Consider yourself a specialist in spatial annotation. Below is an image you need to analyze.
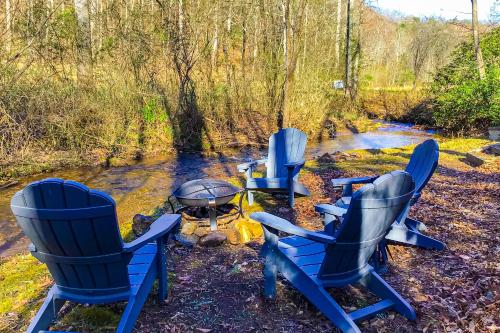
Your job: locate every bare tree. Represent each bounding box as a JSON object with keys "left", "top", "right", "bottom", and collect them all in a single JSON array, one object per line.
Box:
[
  {"left": 335, "top": 0, "right": 342, "bottom": 70},
  {"left": 5, "top": 0, "right": 12, "bottom": 53},
  {"left": 74, "top": 0, "right": 93, "bottom": 84},
  {"left": 277, "top": 0, "right": 290, "bottom": 129},
  {"left": 472, "top": 0, "right": 486, "bottom": 79},
  {"left": 409, "top": 20, "right": 443, "bottom": 89},
  {"left": 344, "top": 0, "right": 351, "bottom": 96}
]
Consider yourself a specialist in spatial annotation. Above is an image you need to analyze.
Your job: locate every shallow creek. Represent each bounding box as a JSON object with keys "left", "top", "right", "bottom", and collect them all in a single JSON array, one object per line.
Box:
[{"left": 0, "top": 121, "right": 434, "bottom": 257}]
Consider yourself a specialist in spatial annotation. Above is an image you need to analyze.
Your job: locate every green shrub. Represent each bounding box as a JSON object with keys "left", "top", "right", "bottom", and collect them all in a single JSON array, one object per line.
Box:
[{"left": 429, "top": 27, "right": 499, "bottom": 135}]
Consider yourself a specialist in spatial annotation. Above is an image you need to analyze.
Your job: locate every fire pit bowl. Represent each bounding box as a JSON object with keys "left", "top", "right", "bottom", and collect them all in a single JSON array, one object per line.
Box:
[
  {"left": 171, "top": 178, "right": 242, "bottom": 207},
  {"left": 168, "top": 178, "right": 244, "bottom": 231}
]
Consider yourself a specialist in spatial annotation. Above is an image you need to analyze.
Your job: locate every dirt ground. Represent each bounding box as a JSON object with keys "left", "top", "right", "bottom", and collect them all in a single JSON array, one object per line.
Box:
[{"left": 130, "top": 155, "right": 499, "bottom": 333}]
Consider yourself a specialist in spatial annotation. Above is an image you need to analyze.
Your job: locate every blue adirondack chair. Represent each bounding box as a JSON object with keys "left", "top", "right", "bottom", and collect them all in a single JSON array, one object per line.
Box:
[
  {"left": 10, "top": 178, "right": 181, "bottom": 333},
  {"left": 315, "top": 139, "right": 444, "bottom": 264},
  {"left": 237, "top": 128, "right": 309, "bottom": 207},
  {"left": 251, "top": 171, "right": 416, "bottom": 333}
]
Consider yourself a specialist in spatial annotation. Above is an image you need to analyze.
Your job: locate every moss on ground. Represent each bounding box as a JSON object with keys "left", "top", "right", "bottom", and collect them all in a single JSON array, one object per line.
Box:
[{"left": 0, "top": 254, "right": 51, "bottom": 332}]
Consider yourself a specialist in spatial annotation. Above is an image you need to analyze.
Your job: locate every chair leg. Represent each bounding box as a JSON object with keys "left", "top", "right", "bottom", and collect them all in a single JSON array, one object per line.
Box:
[
  {"left": 370, "top": 241, "right": 389, "bottom": 274},
  {"left": 288, "top": 180, "right": 295, "bottom": 207},
  {"left": 26, "top": 286, "right": 65, "bottom": 333},
  {"left": 247, "top": 190, "right": 254, "bottom": 205},
  {"left": 323, "top": 213, "right": 337, "bottom": 234},
  {"left": 263, "top": 251, "right": 278, "bottom": 299},
  {"left": 116, "top": 296, "right": 143, "bottom": 333},
  {"left": 385, "top": 224, "right": 445, "bottom": 250},
  {"left": 156, "top": 238, "right": 167, "bottom": 303},
  {"left": 358, "top": 270, "right": 416, "bottom": 321},
  {"left": 117, "top": 255, "right": 159, "bottom": 333},
  {"left": 405, "top": 217, "right": 428, "bottom": 232},
  {"left": 116, "top": 281, "right": 155, "bottom": 333},
  {"left": 272, "top": 254, "right": 360, "bottom": 332},
  {"left": 292, "top": 282, "right": 360, "bottom": 333}
]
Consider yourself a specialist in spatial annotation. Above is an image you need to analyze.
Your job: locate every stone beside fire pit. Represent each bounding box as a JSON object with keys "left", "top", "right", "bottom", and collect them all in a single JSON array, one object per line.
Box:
[{"left": 177, "top": 203, "right": 262, "bottom": 246}]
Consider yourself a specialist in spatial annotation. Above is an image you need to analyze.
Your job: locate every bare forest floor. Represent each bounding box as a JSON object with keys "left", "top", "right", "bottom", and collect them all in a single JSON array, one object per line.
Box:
[
  {"left": 1, "top": 138, "right": 498, "bottom": 333},
  {"left": 132, "top": 141, "right": 499, "bottom": 333}
]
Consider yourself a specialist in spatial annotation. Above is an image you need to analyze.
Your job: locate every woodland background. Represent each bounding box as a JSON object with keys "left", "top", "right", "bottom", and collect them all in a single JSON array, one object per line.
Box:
[{"left": 1, "top": 0, "right": 499, "bottom": 177}]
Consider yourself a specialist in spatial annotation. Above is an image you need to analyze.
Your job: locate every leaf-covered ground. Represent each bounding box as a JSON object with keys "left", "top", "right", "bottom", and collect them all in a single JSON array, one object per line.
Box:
[{"left": 1, "top": 138, "right": 498, "bottom": 332}]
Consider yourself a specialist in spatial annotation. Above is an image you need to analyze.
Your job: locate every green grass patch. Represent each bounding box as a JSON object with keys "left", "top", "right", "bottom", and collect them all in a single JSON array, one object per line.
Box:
[
  {"left": 0, "top": 254, "right": 51, "bottom": 332},
  {"left": 54, "top": 305, "right": 121, "bottom": 333},
  {"left": 307, "top": 137, "right": 493, "bottom": 178}
]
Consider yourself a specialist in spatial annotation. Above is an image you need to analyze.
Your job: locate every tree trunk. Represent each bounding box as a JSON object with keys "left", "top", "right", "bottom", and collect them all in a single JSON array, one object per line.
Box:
[
  {"left": 278, "top": 0, "right": 290, "bottom": 129},
  {"left": 351, "top": 0, "right": 361, "bottom": 99},
  {"left": 74, "top": 0, "right": 93, "bottom": 85},
  {"left": 178, "top": 0, "right": 184, "bottom": 35},
  {"left": 335, "top": 0, "right": 342, "bottom": 71},
  {"left": 211, "top": 6, "right": 218, "bottom": 69},
  {"left": 226, "top": 1, "right": 232, "bottom": 33},
  {"left": 5, "top": 0, "right": 12, "bottom": 53},
  {"left": 252, "top": 17, "right": 258, "bottom": 76},
  {"left": 301, "top": 3, "right": 308, "bottom": 73},
  {"left": 472, "top": 0, "right": 486, "bottom": 80},
  {"left": 344, "top": 0, "right": 351, "bottom": 97},
  {"left": 241, "top": 11, "right": 247, "bottom": 78}
]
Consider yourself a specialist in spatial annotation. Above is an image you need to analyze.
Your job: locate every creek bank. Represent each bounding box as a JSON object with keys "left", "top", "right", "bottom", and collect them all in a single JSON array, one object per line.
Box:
[{"left": 1, "top": 116, "right": 385, "bottom": 183}]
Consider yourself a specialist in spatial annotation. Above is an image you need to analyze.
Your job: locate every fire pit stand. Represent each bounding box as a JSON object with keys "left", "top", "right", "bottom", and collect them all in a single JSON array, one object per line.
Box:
[{"left": 168, "top": 178, "right": 245, "bottom": 231}]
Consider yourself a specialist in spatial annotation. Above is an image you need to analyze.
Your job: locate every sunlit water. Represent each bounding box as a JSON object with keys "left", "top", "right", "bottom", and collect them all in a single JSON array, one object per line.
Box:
[{"left": 0, "top": 121, "right": 433, "bottom": 257}]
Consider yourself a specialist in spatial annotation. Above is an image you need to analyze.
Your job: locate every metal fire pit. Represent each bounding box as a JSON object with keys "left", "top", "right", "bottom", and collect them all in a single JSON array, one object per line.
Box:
[{"left": 168, "top": 178, "right": 244, "bottom": 231}]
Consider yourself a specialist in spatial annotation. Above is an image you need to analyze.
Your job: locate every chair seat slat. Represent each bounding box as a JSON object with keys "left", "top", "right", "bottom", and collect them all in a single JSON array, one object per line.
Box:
[
  {"left": 129, "top": 274, "right": 147, "bottom": 286},
  {"left": 279, "top": 236, "right": 317, "bottom": 248},
  {"left": 129, "top": 253, "right": 156, "bottom": 265},
  {"left": 128, "top": 264, "right": 150, "bottom": 275},
  {"left": 278, "top": 242, "right": 325, "bottom": 257}
]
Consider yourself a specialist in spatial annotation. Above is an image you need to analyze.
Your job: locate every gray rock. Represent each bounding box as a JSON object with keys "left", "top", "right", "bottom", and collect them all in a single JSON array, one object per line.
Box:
[
  {"left": 465, "top": 152, "right": 485, "bottom": 167},
  {"left": 175, "top": 233, "right": 199, "bottom": 247},
  {"left": 224, "top": 228, "right": 241, "bottom": 245},
  {"left": 316, "top": 153, "right": 335, "bottom": 163},
  {"left": 199, "top": 232, "right": 227, "bottom": 247},
  {"left": 487, "top": 143, "right": 500, "bottom": 156},
  {"left": 194, "top": 226, "right": 212, "bottom": 237},
  {"left": 181, "top": 222, "right": 197, "bottom": 235},
  {"left": 132, "top": 214, "right": 154, "bottom": 236},
  {"left": 488, "top": 126, "right": 500, "bottom": 141}
]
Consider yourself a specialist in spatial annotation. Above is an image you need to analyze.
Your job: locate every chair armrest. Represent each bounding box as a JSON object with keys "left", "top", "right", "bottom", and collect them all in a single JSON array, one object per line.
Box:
[
  {"left": 331, "top": 175, "right": 379, "bottom": 188},
  {"left": 237, "top": 158, "right": 268, "bottom": 172},
  {"left": 250, "top": 212, "right": 336, "bottom": 245},
  {"left": 123, "top": 214, "right": 181, "bottom": 253},
  {"left": 314, "top": 204, "right": 347, "bottom": 217},
  {"left": 284, "top": 159, "right": 305, "bottom": 169}
]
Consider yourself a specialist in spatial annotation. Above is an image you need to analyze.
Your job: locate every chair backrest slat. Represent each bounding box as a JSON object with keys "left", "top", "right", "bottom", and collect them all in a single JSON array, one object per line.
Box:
[
  {"left": 11, "top": 179, "right": 130, "bottom": 294},
  {"left": 267, "top": 128, "right": 307, "bottom": 179},
  {"left": 319, "top": 171, "right": 415, "bottom": 280},
  {"left": 405, "top": 139, "right": 439, "bottom": 196}
]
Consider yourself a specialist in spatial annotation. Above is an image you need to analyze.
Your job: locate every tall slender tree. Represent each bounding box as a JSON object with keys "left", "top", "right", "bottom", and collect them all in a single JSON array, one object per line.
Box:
[
  {"left": 74, "top": 0, "right": 93, "bottom": 84},
  {"left": 471, "top": 0, "right": 486, "bottom": 80},
  {"left": 5, "top": 0, "right": 12, "bottom": 53},
  {"left": 335, "top": 0, "right": 342, "bottom": 70},
  {"left": 344, "top": 0, "right": 351, "bottom": 97}
]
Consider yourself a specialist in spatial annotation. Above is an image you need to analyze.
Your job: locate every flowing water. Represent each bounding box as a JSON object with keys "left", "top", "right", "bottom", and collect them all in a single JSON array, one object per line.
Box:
[{"left": 0, "top": 121, "right": 434, "bottom": 257}]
